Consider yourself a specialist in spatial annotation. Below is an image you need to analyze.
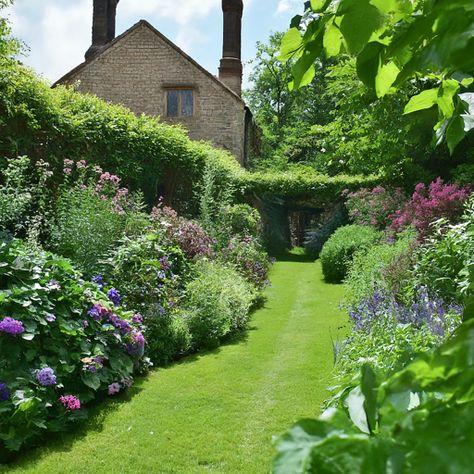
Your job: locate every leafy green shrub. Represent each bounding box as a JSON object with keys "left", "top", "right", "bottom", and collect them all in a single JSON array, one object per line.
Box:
[
  {"left": 180, "top": 261, "right": 255, "bottom": 350},
  {"left": 414, "top": 195, "right": 474, "bottom": 303},
  {"left": 221, "top": 204, "right": 262, "bottom": 240},
  {"left": 222, "top": 235, "right": 271, "bottom": 289},
  {"left": 345, "top": 230, "right": 417, "bottom": 306},
  {"left": 320, "top": 225, "right": 382, "bottom": 283},
  {"left": 105, "top": 232, "right": 190, "bottom": 365},
  {"left": 50, "top": 161, "right": 145, "bottom": 275},
  {"left": 0, "top": 239, "right": 146, "bottom": 457}
]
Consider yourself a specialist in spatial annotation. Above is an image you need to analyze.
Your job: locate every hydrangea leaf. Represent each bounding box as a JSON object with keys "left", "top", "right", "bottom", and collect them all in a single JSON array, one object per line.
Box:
[{"left": 403, "top": 88, "right": 439, "bottom": 115}]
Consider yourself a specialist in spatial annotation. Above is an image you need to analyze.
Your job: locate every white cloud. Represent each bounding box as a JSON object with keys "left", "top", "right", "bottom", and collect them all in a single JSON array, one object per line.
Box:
[
  {"left": 275, "top": 0, "right": 301, "bottom": 16},
  {"left": 120, "top": 0, "right": 220, "bottom": 25}
]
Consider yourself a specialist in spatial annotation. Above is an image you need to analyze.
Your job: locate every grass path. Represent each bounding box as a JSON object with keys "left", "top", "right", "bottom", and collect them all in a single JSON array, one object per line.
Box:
[{"left": 6, "top": 257, "right": 347, "bottom": 474}]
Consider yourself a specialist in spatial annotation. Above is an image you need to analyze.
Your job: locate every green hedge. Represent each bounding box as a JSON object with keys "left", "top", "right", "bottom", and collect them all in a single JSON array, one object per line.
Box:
[{"left": 0, "top": 60, "right": 378, "bottom": 211}]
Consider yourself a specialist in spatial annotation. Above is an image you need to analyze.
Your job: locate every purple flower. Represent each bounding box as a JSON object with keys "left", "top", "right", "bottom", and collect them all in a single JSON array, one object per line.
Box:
[
  {"left": 36, "top": 367, "right": 57, "bottom": 386},
  {"left": 45, "top": 313, "right": 56, "bottom": 323},
  {"left": 81, "top": 356, "right": 105, "bottom": 373},
  {"left": 107, "top": 288, "right": 121, "bottom": 306},
  {"left": 47, "top": 280, "right": 61, "bottom": 291},
  {"left": 0, "top": 383, "right": 9, "bottom": 402},
  {"left": 92, "top": 275, "right": 106, "bottom": 291},
  {"left": 159, "top": 256, "right": 171, "bottom": 271},
  {"left": 59, "top": 395, "right": 81, "bottom": 411},
  {"left": 88, "top": 304, "right": 109, "bottom": 321},
  {"left": 113, "top": 318, "right": 132, "bottom": 335},
  {"left": 126, "top": 331, "right": 146, "bottom": 356},
  {"left": 132, "top": 313, "right": 143, "bottom": 324},
  {"left": 0, "top": 317, "right": 25, "bottom": 336},
  {"left": 108, "top": 382, "right": 121, "bottom": 395}
]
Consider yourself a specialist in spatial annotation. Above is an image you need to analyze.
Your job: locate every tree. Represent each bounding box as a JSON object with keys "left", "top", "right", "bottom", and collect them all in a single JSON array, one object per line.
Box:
[{"left": 280, "top": 0, "right": 474, "bottom": 153}]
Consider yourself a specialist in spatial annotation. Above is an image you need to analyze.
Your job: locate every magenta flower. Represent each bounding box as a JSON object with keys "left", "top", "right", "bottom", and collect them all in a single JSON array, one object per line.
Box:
[{"left": 59, "top": 395, "right": 81, "bottom": 411}]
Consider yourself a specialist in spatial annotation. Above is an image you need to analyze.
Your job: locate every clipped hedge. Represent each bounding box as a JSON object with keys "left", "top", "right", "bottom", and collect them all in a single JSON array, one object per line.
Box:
[
  {"left": 320, "top": 225, "right": 383, "bottom": 283},
  {"left": 0, "top": 61, "right": 379, "bottom": 213}
]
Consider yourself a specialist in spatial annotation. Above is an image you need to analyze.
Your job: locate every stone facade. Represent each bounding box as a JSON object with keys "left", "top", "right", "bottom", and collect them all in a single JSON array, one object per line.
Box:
[{"left": 55, "top": 21, "right": 247, "bottom": 164}]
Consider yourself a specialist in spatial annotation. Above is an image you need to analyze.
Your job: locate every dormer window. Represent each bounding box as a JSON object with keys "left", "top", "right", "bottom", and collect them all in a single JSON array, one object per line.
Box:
[{"left": 166, "top": 88, "right": 194, "bottom": 117}]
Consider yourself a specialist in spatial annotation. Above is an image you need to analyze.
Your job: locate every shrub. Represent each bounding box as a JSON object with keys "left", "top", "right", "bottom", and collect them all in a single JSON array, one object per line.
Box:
[
  {"left": 345, "top": 185, "right": 406, "bottom": 229},
  {"left": 304, "top": 203, "right": 347, "bottom": 256},
  {"left": 50, "top": 161, "right": 145, "bottom": 275},
  {"left": 390, "top": 178, "right": 471, "bottom": 239},
  {"left": 344, "top": 230, "right": 417, "bottom": 306},
  {"left": 320, "top": 225, "right": 382, "bottom": 283},
  {"left": 221, "top": 204, "right": 262, "bottom": 240},
  {"left": 104, "top": 232, "right": 191, "bottom": 365},
  {"left": 0, "top": 239, "right": 146, "bottom": 456},
  {"left": 414, "top": 195, "right": 474, "bottom": 303},
  {"left": 222, "top": 235, "right": 271, "bottom": 289},
  {"left": 151, "top": 202, "right": 215, "bottom": 260},
  {"left": 179, "top": 261, "right": 255, "bottom": 350}
]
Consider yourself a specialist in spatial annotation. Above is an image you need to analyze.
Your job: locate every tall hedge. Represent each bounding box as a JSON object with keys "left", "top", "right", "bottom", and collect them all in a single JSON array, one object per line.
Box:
[{"left": 0, "top": 60, "right": 378, "bottom": 212}]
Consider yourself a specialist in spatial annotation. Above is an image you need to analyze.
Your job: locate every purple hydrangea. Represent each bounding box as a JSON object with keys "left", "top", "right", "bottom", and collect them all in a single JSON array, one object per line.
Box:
[
  {"left": 113, "top": 318, "right": 132, "bottom": 335},
  {"left": 132, "top": 313, "right": 143, "bottom": 324},
  {"left": 45, "top": 313, "right": 56, "bottom": 323},
  {"left": 0, "top": 317, "right": 25, "bottom": 336},
  {"left": 107, "top": 288, "right": 121, "bottom": 306},
  {"left": 92, "top": 275, "right": 106, "bottom": 291},
  {"left": 108, "top": 382, "right": 121, "bottom": 395},
  {"left": 36, "top": 367, "right": 57, "bottom": 386},
  {"left": 0, "top": 383, "right": 9, "bottom": 402},
  {"left": 88, "top": 303, "right": 109, "bottom": 321},
  {"left": 126, "top": 332, "right": 146, "bottom": 356},
  {"left": 81, "top": 356, "right": 105, "bottom": 373},
  {"left": 121, "top": 378, "right": 133, "bottom": 389}
]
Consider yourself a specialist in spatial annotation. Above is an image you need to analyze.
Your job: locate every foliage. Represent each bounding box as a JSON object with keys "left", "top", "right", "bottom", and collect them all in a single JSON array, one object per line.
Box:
[
  {"left": 320, "top": 225, "right": 382, "bottom": 283},
  {"left": 344, "top": 230, "right": 417, "bottom": 306},
  {"left": 345, "top": 186, "right": 406, "bottom": 230},
  {"left": 222, "top": 235, "right": 271, "bottom": 289},
  {"left": 414, "top": 195, "right": 474, "bottom": 303},
  {"left": 104, "top": 232, "right": 190, "bottom": 365},
  {"left": 304, "top": 203, "right": 347, "bottom": 256},
  {"left": 0, "top": 60, "right": 243, "bottom": 212},
  {"left": 239, "top": 165, "right": 380, "bottom": 201},
  {"left": 179, "top": 260, "right": 255, "bottom": 350},
  {"left": 50, "top": 161, "right": 145, "bottom": 275},
  {"left": 273, "top": 300, "right": 474, "bottom": 474},
  {"left": 0, "top": 239, "right": 145, "bottom": 457},
  {"left": 281, "top": 0, "right": 474, "bottom": 152},
  {"left": 151, "top": 201, "right": 215, "bottom": 260},
  {"left": 339, "top": 286, "right": 462, "bottom": 377},
  {"left": 220, "top": 204, "right": 262, "bottom": 241},
  {"left": 390, "top": 178, "right": 471, "bottom": 238}
]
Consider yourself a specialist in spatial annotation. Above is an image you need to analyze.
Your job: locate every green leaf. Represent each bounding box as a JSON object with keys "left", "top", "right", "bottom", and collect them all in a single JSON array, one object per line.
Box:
[
  {"left": 360, "top": 364, "right": 378, "bottom": 433},
  {"left": 21, "top": 333, "right": 35, "bottom": 341},
  {"left": 404, "top": 88, "right": 439, "bottom": 115},
  {"left": 81, "top": 372, "right": 101, "bottom": 391},
  {"left": 310, "top": 0, "right": 331, "bottom": 12},
  {"left": 446, "top": 115, "right": 466, "bottom": 154},
  {"left": 323, "top": 22, "right": 343, "bottom": 57},
  {"left": 345, "top": 386, "right": 370, "bottom": 434},
  {"left": 339, "top": 0, "right": 383, "bottom": 54},
  {"left": 375, "top": 61, "right": 400, "bottom": 97},
  {"left": 357, "top": 42, "right": 384, "bottom": 89},
  {"left": 437, "top": 80, "right": 460, "bottom": 118},
  {"left": 279, "top": 28, "right": 303, "bottom": 62}
]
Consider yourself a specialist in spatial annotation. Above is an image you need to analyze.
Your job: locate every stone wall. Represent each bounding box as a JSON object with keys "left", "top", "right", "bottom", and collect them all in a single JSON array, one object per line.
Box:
[{"left": 59, "top": 21, "right": 246, "bottom": 164}]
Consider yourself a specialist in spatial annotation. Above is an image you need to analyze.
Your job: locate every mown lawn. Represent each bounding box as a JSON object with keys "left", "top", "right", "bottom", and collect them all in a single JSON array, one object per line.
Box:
[{"left": 5, "top": 256, "right": 347, "bottom": 474}]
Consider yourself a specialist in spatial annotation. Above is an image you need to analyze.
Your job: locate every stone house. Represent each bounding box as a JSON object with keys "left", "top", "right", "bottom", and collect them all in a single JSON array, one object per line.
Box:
[{"left": 55, "top": 0, "right": 255, "bottom": 165}]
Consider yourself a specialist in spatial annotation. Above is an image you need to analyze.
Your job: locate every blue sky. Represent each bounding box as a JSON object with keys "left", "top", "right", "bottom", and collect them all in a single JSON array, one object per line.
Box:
[{"left": 5, "top": 0, "right": 303, "bottom": 88}]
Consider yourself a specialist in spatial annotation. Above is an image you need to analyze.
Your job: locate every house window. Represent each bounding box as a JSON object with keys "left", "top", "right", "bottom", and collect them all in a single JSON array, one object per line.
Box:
[{"left": 166, "top": 88, "right": 194, "bottom": 117}]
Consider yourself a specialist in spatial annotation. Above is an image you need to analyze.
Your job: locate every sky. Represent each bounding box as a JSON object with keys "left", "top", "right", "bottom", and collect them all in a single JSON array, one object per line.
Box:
[{"left": 4, "top": 0, "right": 304, "bottom": 88}]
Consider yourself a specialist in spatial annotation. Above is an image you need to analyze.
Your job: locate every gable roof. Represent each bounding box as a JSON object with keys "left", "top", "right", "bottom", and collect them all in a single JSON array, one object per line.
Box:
[{"left": 53, "top": 19, "right": 244, "bottom": 104}]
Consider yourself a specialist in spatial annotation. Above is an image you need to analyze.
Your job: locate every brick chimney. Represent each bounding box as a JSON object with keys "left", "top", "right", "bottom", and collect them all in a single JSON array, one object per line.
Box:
[
  {"left": 85, "top": 0, "right": 120, "bottom": 59},
  {"left": 219, "top": 0, "right": 243, "bottom": 96}
]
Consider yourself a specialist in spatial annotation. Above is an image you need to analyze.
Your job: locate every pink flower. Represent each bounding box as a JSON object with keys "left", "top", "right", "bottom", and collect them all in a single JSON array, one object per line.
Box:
[{"left": 59, "top": 395, "right": 81, "bottom": 411}]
